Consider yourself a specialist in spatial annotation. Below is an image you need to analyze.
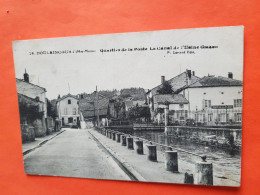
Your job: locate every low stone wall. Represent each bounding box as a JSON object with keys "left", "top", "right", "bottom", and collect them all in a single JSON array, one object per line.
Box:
[
  {"left": 165, "top": 126, "right": 242, "bottom": 148},
  {"left": 46, "top": 117, "right": 55, "bottom": 135},
  {"left": 21, "top": 124, "right": 35, "bottom": 143},
  {"left": 33, "top": 119, "right": 46, "bottom": 137}
]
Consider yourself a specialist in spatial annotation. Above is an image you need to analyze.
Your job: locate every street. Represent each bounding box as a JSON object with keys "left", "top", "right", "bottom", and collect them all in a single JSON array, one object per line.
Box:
[{"left": 24, "top": 128, "right": 130, "bottom": 181}]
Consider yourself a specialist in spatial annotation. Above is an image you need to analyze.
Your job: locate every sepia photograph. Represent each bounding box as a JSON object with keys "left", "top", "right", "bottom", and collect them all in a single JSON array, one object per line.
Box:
[{"left": 13, "top": 26, "right": 243, "bottom": 187}]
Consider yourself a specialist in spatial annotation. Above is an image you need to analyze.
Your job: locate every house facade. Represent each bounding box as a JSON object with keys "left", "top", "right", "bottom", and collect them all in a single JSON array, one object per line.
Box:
[
  {"left": 56, "top": 94, "right": 80, "bottom": 126},
  {"left": 16, "top": 70, "right": 48, "bottom": 137},
  {"left": 79, "top": 93, "right": 110, "bottom": 127},
  {"left": 16, "top": 70, "right": 47, "bottom": 118},
  {"left": 153, "top": 94, "right": 189, "bottom": 125},
  {"left": 147, "top": 70, "right": 199, "bottom": 122},
  {"left": 180, "top": 73, "right": 243, "bottom": 125}
]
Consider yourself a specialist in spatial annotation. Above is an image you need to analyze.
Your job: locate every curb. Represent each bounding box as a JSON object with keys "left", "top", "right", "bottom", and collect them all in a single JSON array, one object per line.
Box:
[
  {"left": 89, "top": 131, "right": 146, "bottom": 182},
  {"left": 23, "top": 130, "right": 66, "bottom": 156}
]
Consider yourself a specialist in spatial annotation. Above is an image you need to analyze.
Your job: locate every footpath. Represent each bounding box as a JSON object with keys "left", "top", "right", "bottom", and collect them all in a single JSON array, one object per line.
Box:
[
  {"left": 89, "top": 129, "right": 240, "bottom": 186},
  {"left": 22, "top": 129, "right": 66, "bottom": 155}
]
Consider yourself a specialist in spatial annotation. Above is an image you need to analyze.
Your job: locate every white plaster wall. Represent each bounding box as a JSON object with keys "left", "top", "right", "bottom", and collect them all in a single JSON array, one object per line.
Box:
[{"left": 184, "top": 86, "right": 243, "bottom": 111}]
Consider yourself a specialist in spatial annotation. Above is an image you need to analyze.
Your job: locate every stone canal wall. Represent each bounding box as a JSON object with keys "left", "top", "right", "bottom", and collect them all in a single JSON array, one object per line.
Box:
[{"left": 165, "top": 126, "right": 242, "bottom": 148}]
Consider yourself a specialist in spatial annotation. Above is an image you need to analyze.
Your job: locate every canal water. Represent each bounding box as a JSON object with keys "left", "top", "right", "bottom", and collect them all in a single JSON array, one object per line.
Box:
[{"left": 132, "top": 130, "right": 241, "bottom": 184}]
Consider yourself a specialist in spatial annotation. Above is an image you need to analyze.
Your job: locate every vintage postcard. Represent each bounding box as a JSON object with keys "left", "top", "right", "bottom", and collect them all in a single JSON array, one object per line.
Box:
[{"left": 13, "top": 26, "right": 243, "bottom": 186}]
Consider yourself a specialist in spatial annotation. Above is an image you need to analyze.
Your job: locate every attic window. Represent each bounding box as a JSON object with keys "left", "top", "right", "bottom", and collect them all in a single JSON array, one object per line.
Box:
[
  {"left": 68, "top": 99, "right": 71, "bottom": 104},
  {"left": 221, "top": 92, "right": 224, "bottom": 94},
  {"left": 203, "top": 92, "right": 206, "bottom": 95}
]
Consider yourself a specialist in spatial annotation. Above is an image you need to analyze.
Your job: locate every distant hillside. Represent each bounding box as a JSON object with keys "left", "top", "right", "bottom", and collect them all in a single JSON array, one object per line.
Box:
[
  {"left": 76, "top": 87, "right": 146, "bottom": 101},
  {"left": 120, "top": 87, "right": 146, "bottom": 101}
]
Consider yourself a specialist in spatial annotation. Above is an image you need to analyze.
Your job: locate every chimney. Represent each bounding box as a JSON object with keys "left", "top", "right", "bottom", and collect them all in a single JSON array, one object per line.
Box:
[
  {"left": 161, "top": 76, "right": 165, "bottom": 84},
  {"left": 186, "top": 69, "right": 191, "bottom": 79},
  {"left": 228, "top": 72, "right": 233, "bottom": 79},
  {"left": 23, "top": 69, "right": 29, "bottom": 83},
  {"left": 192, "top": 71, "right": 195, "bottom": 76}
]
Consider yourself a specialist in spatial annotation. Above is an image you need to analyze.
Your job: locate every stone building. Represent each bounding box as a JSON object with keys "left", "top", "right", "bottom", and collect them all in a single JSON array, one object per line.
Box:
[
  {"left": 16, "top": 70, "right": 48, "bottom": 138},
  {"left": 56, "top": 94, "right": 81, "bottom": 127},
  {"left": 179, "top": 73, "right": 243, "bottom": 125},
  {"left": 79, "top": 93, "right": 110, "bottom": 127},
  {"left": 146, "top": 70, "right": 199, "bottom": 122}
]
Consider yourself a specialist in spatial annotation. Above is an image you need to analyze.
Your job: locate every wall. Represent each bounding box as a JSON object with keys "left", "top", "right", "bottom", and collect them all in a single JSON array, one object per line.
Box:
[
  {"left": 16, "top": 79, "right": 47, "bottom": 118},
  {"left": 184, "top": 86, "right": 243, "bottom": 111},
  {"left": 1, "top": 0, "right": 260, "bottom": 195},
  {"left": 57, "top": 96, "right": 80, "bottom": 125}
]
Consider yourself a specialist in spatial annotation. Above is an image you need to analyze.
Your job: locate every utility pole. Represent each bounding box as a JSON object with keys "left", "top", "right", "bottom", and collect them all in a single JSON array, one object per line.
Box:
[{"left": 96, "top": 85, "right": 100, "bottom": 127}]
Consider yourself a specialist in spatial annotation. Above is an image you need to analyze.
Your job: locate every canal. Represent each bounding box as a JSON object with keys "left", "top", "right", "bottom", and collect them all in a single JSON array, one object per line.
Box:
[{"left": 132, "top": 130, "right": 241, "bottom": 184}]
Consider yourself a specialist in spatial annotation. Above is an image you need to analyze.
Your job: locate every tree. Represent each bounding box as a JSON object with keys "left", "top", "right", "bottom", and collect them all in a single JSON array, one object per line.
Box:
[
  {"left": 157, "top": 81, "right": 174, "bottom": 94},
  {"left": 47, "top": 99, "right": 57, "bottom": 119},
  {"left": 127, "top": 105, "right": 151, "bottom": 122}
]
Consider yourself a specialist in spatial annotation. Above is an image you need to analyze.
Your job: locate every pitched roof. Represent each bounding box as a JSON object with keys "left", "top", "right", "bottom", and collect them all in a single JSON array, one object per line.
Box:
[
  {"left": 79, "top": 96, "right": 109, "bottom": 118},
  {"left": 17, "top": 93, "right": 44, "bottom": 104},
  {"left": 148, "top": 71, "right": 200, "bottom": 95},
  {"left": 56, "top": 94, "right": 79, "bottom": 102},
  {"left": 16, "top": 78, "right": 47, "bottom": 92},
  {"left": 153, "top": 94, "right": 189, "bottom": 104},
  {"left": 188, "top": 76, "right": 243, "bottom": 88}
]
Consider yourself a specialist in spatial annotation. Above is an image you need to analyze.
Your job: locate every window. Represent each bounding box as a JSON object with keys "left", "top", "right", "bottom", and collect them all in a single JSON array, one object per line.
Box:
[
  {"left": 208, "top": 113, "right": 213, "bottom": 122},
  {"left": 64, "top": 108, "right": 68, "bottom": 115},
  {"left": 179, "top": 104, "right": 184, "bottom": 109},
  {"left": 234, "top": 99, "right": 242, "bottom": 107},
  {"left": 68, "top": 99, "right": 71, "bottom": 104},
  {"left": 73, "top": 108, "right": 77, "bottom": 115},
  {"left": 185, "top": 110, "right": 188, "bottom": 118},
  {"left": 203, "top": 100, "right": 211, "bottom": 108},
  {"left": 235, "top": 113, "right": 242, "bottom": 122}
]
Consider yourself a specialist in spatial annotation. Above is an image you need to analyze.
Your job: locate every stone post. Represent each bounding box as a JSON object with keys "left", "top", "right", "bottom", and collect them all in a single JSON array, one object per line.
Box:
[
  {"left": 121, "top": 135, "right": 127, "bottom": 146},
  {"left": 147, "top": 144, "right": 157, "bottom": 161},
  {"left": 135, "top": 140, "right": 144, "bottom": 154},
  {"left": 112, "top": 132, "right": 116, "bottom": 140},
  {"left": 195, "top": 161, "right": 213, "bottom": 185},
  {"left": 116, "top": 133, "right": 121, "bottom": 143},
  {"left": 127, "top": 137, "right": 134, "bottom": 149},
  {"left": 165, "top": 151, "right": 178, "bottom": 172}
]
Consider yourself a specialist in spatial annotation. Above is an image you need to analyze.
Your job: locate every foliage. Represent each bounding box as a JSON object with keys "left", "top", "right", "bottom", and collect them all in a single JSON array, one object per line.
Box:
[
  {"left": 127, "top": 105, "right": 151, "bottom": 121},
  {"left": 114, "top": 98, "right": 126, "bottom": 119},
  {"left": 19, "top": 101, "right": 43, "bottom": 123},
  {"left": 47, "top": 99, "right": 57, "bottom": 119},
  {"left": 157, "top": 81, "right": 174, "bottom": 94}
]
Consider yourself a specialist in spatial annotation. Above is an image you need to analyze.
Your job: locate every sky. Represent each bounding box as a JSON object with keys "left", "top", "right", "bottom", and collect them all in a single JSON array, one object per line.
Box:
[{"left": 13, "top": 26, "right": 244, "bottom": 99}]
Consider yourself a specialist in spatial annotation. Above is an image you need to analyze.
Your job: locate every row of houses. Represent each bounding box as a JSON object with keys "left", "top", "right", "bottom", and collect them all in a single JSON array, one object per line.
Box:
[
  {"left": 56, "top": 92, "right": 148, "bottom": 128},
  {"left": 147, "top": 70, "right": 243, "bottom": 126},
  {"left": 54, "top": 69, "right": 243, "bottom": 128}
]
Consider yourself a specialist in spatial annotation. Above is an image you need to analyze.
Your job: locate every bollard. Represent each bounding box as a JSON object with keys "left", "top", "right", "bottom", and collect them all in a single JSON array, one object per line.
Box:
[
  {"left": 116, "top": 133, "right": 121, "bottom": 143},
  {"left": 135, "top": 140, "right": 144, "bottom": 154},
  {"left": 108, "top": 131, "right": 111, "bottom": 139},
  {"left": 121, "top": 135, "right": 127, "bottom": 146},
  {"left": 146, "top": 144, "right": 157, "bottom": 161},
  {"left": 195, "top": 161, "right": 213, "bottom": 185},
  {"left": 127, "top": 137, "right": 134, "bottom": 149},
  {"left": 165, "top": 150, "right": 178, "bottom": 172},
  {"left": 106, "top": 130, "right": 109, "bottom": 137},
  {"left": 112, "top": 132, "right": 116, "bottom": 141},
  {"left": 184, "top": 172, "right": 194, "bottom": 184}
]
